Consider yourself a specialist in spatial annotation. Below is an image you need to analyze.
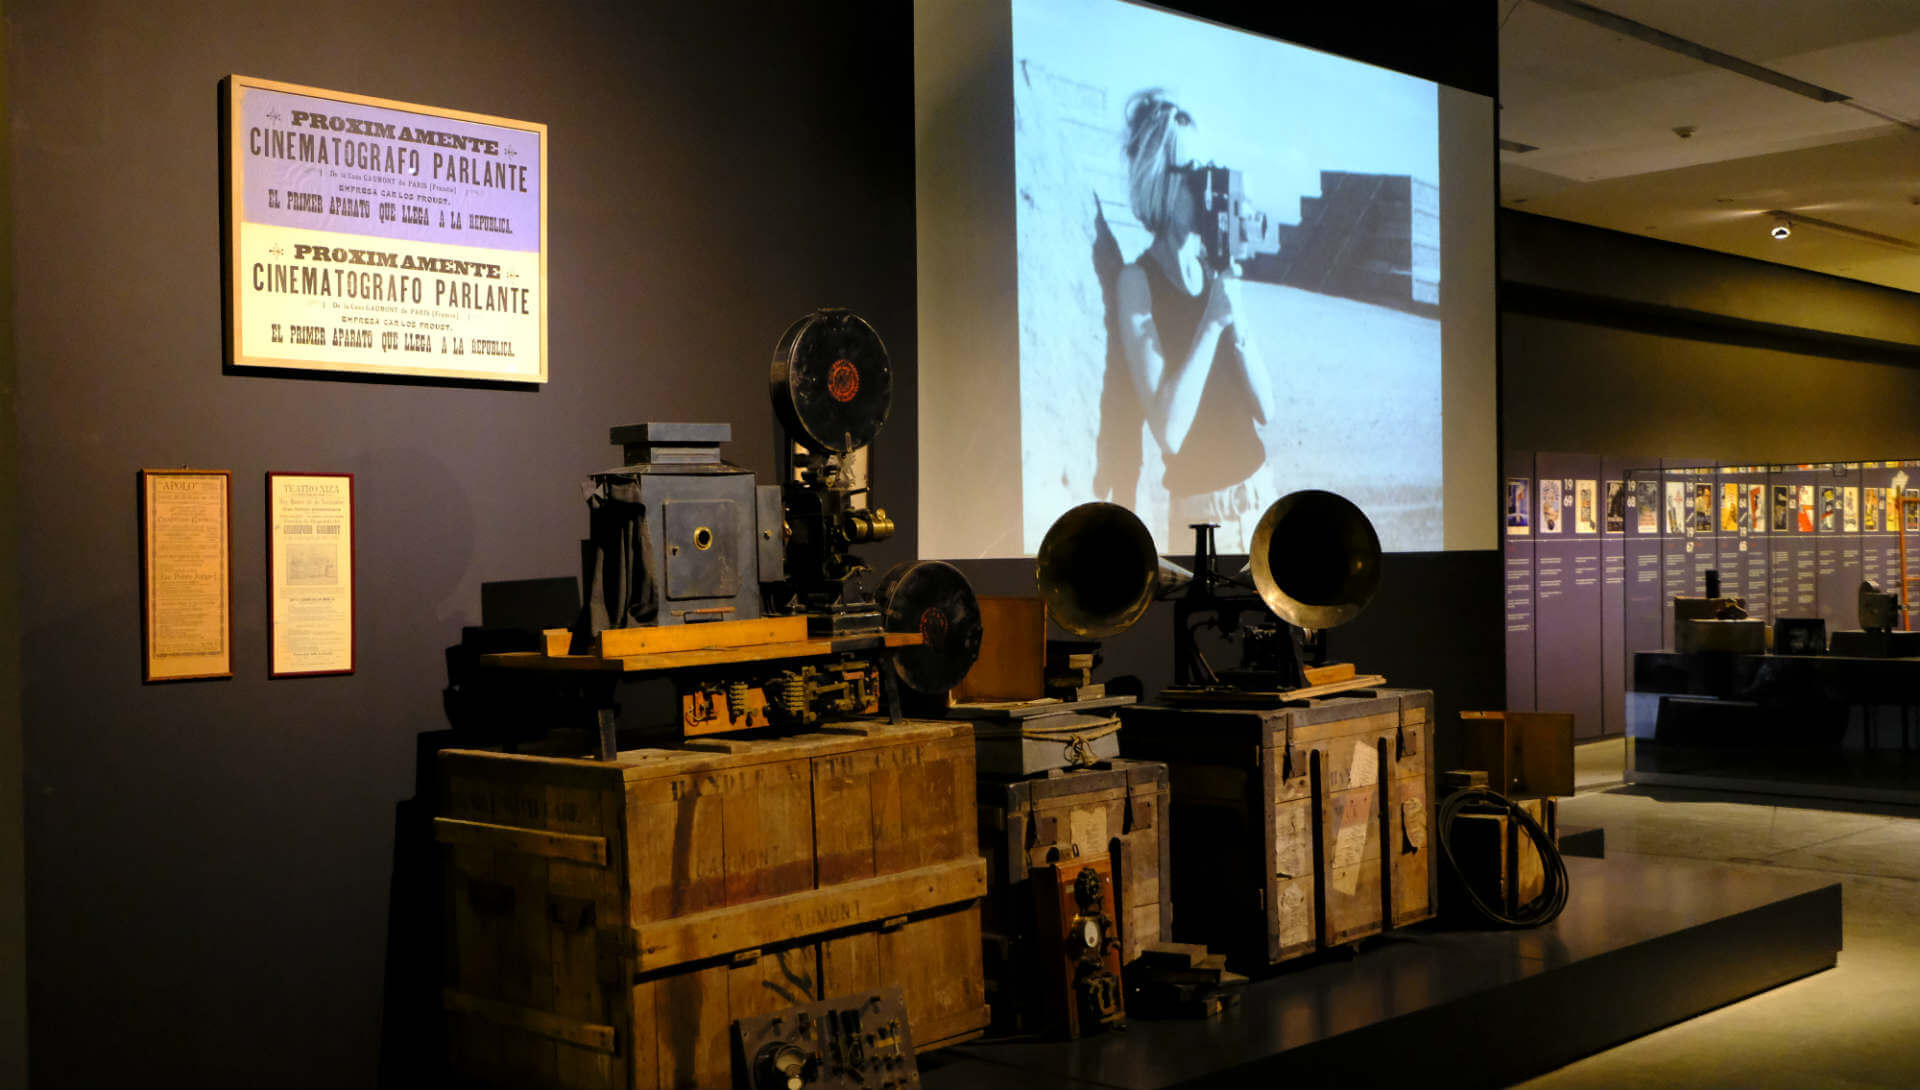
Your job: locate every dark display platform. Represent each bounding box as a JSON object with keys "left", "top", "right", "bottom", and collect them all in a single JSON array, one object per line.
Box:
[
  {"left": 1629, "top": 741, "right": 1920, "bottom": 806},
  {"left": 922, "top": 855, "right": 1839, "bottom": 1089},
  {"left": 1629, "top": 650, "right": 1920, "bottom": 804}
]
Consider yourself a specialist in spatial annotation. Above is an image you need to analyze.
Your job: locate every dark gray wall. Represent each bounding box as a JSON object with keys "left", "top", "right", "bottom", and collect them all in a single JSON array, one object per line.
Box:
[
  {"left": 5, "top": 2, "right": 1498, "bottom": 1086},
  {"left": 1502, "top": 212, "right": 1920, "bottom": 460},
  {"left": 0, "top": 0, "right": 26, "bottom": 1083}
]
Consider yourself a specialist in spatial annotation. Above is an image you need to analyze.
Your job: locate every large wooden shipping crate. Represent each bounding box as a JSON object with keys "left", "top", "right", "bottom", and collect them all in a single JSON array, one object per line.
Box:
[
  {"left": 1119, "top": 690, "right": 1436, "bottom": 969},
  {"left": 975, "top": 760, "right": 1171, "bottom": 1030},
  {"left": 436, "top": 720, "right": 989, "bottom": 1089}
]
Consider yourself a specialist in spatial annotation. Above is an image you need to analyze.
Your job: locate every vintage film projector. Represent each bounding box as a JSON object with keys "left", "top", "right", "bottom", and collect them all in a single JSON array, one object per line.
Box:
[{"left": 534, "top": 308, "right": 981, "bottom": 750}]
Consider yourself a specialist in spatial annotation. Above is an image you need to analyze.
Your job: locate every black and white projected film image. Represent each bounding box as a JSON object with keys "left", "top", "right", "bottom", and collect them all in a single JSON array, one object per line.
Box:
[{"left": 1013, "top": 0, "right": 1441, "bottom": 555}]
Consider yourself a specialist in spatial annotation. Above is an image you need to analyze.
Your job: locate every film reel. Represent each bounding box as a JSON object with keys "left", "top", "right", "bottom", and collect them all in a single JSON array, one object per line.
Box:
[
  {"left": 770, "top": 308, "right": 892, "bottom": 455},
  {"left": 877, "top": 560, "right": 982, "bottom": 694}
]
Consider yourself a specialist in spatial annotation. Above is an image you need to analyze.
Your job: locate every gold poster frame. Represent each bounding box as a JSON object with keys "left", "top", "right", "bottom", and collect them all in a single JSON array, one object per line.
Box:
[
  {"left": 223, "top": 74, "right": 549, "bottom": 383},
  {"left": 140, "top": 469, "right": 234, "bottom": 682}
]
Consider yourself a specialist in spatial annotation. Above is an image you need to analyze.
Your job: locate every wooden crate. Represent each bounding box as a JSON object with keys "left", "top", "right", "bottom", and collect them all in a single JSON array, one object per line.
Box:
[
  {"left": 951, "top": 596, "right": 1046, "bottom": 704},
  {"left": 435, "top": 720, "right": 988, "bottom": 1089},
  {"left": 1445, "top": 795, "right": 1557, "bottom": 920},
  {"left": 1118, "top": 690, "right": 1436, "bottom": 969},
  {"left": 976, "top": 760, "right": 1170, "bottom": 1032}
]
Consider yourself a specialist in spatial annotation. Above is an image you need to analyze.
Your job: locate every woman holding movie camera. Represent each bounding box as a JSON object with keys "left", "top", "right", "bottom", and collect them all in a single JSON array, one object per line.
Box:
[{"left": 1114, "top": 89, "right": 1276, "bottom": 551}]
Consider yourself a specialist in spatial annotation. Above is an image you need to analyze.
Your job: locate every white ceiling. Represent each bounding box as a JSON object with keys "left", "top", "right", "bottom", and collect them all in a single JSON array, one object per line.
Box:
[{"left": 1497, "top": 0, "right": 1920, "bottom": 294}]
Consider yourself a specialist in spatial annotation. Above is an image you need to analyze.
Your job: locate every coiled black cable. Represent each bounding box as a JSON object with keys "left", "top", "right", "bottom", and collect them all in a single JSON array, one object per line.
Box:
[{"left": 1436, "top": 787, "right": 1570, "bottom": 928}]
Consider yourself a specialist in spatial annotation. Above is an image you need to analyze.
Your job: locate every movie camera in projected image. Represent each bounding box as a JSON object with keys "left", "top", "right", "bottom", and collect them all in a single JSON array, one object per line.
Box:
[
  {"left": 1187, "top": 165, "right": 1281, "bottom": 271},
  {"left": 573, "top": 307, "right": 981, "bottom": 737},
  {"left": 1037, "top": 490, "right": 1383, "bottom": 700}
]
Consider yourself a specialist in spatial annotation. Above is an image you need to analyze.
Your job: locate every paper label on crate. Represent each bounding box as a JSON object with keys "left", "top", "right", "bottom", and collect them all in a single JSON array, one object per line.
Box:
[
  {"left": 1273, "top": 800, "right": 1311, "bottom": 877},
  {"left": 1330, "top": 788, "right": 1375, "bottom": 894},
  {"left": 1070, "top": 808, "right": 1109, "bottom": 857},
  {"left": 1402, "top": 797, "right": 1427, "bottom": 850},
  {"left": 1279, "top": 883, "right": 1312, "bottom": 948},
  {"left": 1349, "top": 741, "right": 1379, "bottom": 788}
]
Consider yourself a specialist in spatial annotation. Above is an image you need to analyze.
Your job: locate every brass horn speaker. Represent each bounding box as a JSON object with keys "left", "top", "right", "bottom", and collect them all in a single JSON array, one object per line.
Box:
[
  {"left": 1248, "top": 489, "right": 1381, "bottom": 631},
  {"left": 1036, "top": 502, "right": 1192, "bottom": 639}
]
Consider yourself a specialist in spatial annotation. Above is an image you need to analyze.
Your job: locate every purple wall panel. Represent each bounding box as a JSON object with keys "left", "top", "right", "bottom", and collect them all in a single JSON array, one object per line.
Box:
[
  {"left": 1813, "top": 467, "right": 1861, "bottom": 629},
  {"left": 1504, "top": 452, "right": 1537, "bottom": 713},
  {"left": 1861, "top": 465, "right": 1895, "bottom": 602},
  {"left": 1623, "top": 466, "right": 1665, "bottom": 658},
  {"left": 1776, "top": 468, "right": 1822, "bottom": 620},
  {"left": 1601, "top": 456, "right": 1650, "bottom": 738},
  {"left": 1535, "top": 452, "right": 1604, "bottom": 738},
  {"left": 1738, "top": 469, "right": 1771, "bottom": 623},
  {"left": 1662, "top": 460, "right": 1714, "bottom": 644}
]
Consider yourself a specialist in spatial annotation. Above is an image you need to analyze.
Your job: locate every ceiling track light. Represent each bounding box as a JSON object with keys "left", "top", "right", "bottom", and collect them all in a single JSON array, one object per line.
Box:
[{"left": 1771, "top": 214, "right": 1792, "bottom": 241}]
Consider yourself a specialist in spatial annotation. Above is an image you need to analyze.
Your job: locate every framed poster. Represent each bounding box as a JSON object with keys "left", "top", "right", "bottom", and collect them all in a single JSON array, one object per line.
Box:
[
  {"left": 141, "top": 469, "right": 233, "bottom": 681},
  {"left": 225, "top": 75, "right": 547, "bottom": 382},
  {"left": 1505, "top": 477, "right": 1530, "bottom": 535},
  {"left": 1574, "top": 479, "right": 1597, "bottom": 534},
  {"left": 268, "top": 473, "right": 356, "bottom": 677}
]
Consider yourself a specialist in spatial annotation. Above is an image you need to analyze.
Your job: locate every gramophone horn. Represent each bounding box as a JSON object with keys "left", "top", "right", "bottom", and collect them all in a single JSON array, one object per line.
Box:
[
  {"left": 1249, "top": 490, "right": 1381, "bottom": 631},
  {"left": 1036, "top": 502, "right": 1191, "bottom": 639}
]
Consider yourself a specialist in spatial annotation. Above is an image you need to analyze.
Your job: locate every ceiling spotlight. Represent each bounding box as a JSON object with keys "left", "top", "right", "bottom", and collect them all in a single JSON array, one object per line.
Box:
[{"left": 1771, "top": 215, "right": 1792, "bottom": 241}]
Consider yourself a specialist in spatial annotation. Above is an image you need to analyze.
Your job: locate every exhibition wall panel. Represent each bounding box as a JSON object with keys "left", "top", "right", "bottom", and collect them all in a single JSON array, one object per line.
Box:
[
  {"left": 1503, "top": 450, "right": 1535, "bottom": 713},
  {"left": 1509, "top": 453, "right": 1920, "bottom": 745},
  {"left": 1533, "top": 451, "right": 1603, "bottom": 740}
]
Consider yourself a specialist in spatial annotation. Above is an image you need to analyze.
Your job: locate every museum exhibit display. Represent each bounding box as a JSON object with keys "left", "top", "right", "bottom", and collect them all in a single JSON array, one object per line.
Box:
[
  {"left": 432, "top": 308, "right": 1001, "bottom": 1087},
  {"left": 1616, "top": 459, "right": 1920, "bottom": 804},
  {"left": 452, "top": 308, "right": 984, "bottom": 759},
  {"left": 1511, "top": 454, "right": 1920, "bottom": 803},
  {"left": 1023, "top": 484, "right": 1444, "bottom": 969},
  {"left": 23, "top": 1, "right": 1901, "bottom": 1087}
]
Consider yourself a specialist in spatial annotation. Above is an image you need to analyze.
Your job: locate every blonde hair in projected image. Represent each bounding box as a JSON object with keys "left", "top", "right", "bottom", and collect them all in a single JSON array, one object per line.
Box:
[{"left": 1124, "top": 89, "right": 1193, "bottom": 235}]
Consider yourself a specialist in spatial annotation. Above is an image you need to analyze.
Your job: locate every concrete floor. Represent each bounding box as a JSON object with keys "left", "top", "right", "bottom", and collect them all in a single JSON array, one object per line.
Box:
[{"left": 1511, "top": 738, "right": 1920, "bottom": 1089}]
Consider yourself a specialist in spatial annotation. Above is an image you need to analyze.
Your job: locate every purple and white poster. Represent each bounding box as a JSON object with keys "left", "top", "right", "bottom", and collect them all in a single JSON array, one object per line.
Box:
[{"left": 225, "top": 76, "right": 546, "bottom": 381}]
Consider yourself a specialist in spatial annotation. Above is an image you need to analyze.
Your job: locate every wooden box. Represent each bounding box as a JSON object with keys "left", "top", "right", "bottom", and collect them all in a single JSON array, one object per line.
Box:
[
  {"left": 1445, "top": 795, "right": 1557, "bottom": 920},
  {"left": 976, "top": 760, "right": 1170, "bottom": 1031},
  {"left": 436, "top": 720, "right": 988, "bottom": 1089},
  {"left": 1458, "top": 711, "right": 1576, "bottom": 798},
  {"left": 952, "top": 596, "right": 1046, "bottom": 703},
  {"left": 1118, "top": 690, "right": 1436, "bottom": 969}
]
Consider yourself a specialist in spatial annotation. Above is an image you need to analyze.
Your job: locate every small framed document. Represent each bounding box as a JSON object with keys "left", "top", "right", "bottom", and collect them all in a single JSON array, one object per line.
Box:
[
  {"left": 141, "top": 469, "right": 234, "bottom": 682},
  {"left": 267, "top": 472, "right": 356, "bottom": 677}
]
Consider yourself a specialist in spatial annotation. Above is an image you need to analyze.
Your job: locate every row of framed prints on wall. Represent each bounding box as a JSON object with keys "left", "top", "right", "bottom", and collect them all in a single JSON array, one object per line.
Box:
[
  {"left": 1502, "top": 454, "right": 1920, "bottom": 741},
  {"left": 1506, "top": 472, "right": 1920, "bottom": 536},
  {"left": 139, "top": 469, "right": 355, "bottom": 682}
]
